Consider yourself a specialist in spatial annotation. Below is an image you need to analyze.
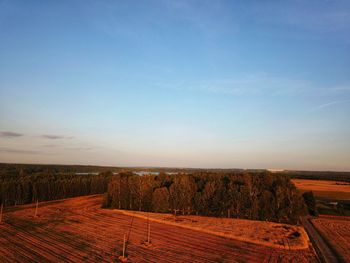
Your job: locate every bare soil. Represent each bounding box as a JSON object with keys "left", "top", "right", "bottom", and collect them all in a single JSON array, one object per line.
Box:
[
  {"left": 118, "top": 210, "right": 309, "bottom": 250},
  {"left": 0, "top": 195, "right": 317, "bottom": 262},
  {"left": 291, "top": 179, "right": 350, "bottom": 200},
  {"left": 312, "top": 215, "right": 350, "bottom": 262}
]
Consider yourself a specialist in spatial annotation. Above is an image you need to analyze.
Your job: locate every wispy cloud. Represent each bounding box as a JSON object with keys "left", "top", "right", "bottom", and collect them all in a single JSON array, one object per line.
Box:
[
  {"left": 285, "top": 7, "right": 350, "bottom": 33},
  {"left": 0, "top": 131, "right": 23, "bottom": 138},
  {"left": 0, "top": 147, "right": 40, "bottom": 154},
  {"left": 156, "top": 73, "right": 350, "bottom": 97},
  {"left": 66, "top": 147, "right": 93, "bottom": 151},
  {"left": 250, "top": 1, "right": 350, "bottom": 35},
  {"left": 0, "top": 132, "right": 75, "bottom": 140},
  {"left": 160, "top": 0, "right": 236, "bottom": 37},
  {"left": 200, "top": 74, "right": 311, "bottom": 96},
  {"left": 42, "top": 144, "right": 59, "bottom": 148},
  {"left": 41, "top": 134, "right": 73, "bottom": 140},
  {"left": 330, "top": 84, "right": 350, "bottom": 92},
  {"left": 88, "top": 0, "right": 236, "bottom": 44},
  {"left": 42, "top": 144, "right": 91, "bottom": 151},
  {"left": 160, "top": 73, "right": 316, "bottom": 96},
  {"left": 312, "top": 99, "right": 350, "bottom": 111}
]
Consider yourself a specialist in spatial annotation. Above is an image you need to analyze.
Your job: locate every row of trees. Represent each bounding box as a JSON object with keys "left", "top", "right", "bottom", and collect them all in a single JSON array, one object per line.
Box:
[
  {"left": 103, "top": 171, "right": 307, "bottom": 224},
  {"left": 0, "top": 163, "right": 120, "bottom": 176},
  {"left": 0, "top": 171, "right": 112, "bottom": 206}
]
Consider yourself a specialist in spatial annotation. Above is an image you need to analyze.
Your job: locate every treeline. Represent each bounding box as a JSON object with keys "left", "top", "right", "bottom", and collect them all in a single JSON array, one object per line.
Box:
[
  {"left": 0, "top": 163, "right": 239, "bottom": 176},
  {"left": 2, "top": 163, "right": 349, "bottom": 182},
  {"left": 103, "top": 171, "right": 307, "bottom": 224},
  {"left": 0, "top": 163, "right": 120, "bottom": 176},
  {"left": 0, "top": 171, "right": 112, "bottom": 206}
]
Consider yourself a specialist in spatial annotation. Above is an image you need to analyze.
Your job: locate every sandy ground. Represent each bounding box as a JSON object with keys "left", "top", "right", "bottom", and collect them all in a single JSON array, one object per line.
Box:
[
  {"left": 312, "top": 215, "right": 350, "bottom": 262},
  {"left": 117, "top": 210, "right": 309, "bottom": 250},
  {"left": 291, "top": 179, "right": 350, "bottom": 200},
  {"left": 0, "top": 195, "right": 317, "bottom": 263}
]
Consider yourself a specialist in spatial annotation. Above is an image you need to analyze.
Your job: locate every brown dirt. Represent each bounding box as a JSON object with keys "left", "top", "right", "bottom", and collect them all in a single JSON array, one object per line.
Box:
[
  {"left": 312, "top": 215, "right": 350, "bottom": 262},
  {"left": 291, "top": 179, "right": 350, "bottom": 200},
  {"left": 118, "top": 210, "right": 309, "bottom": 250},
  {"left": 0, "top": 195, "right": 317, "bottom": 263}
]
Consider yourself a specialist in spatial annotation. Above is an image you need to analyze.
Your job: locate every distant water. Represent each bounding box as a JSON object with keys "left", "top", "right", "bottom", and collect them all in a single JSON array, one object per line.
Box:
[
  {"left": 133, "top": 171, "right": 160, "bottom": 176},
  {"left": 75, "top": 171, "right": 178, "bottom": 176},
  {"left": 75, "top": 172, "right": 99, "bottom": 175}
]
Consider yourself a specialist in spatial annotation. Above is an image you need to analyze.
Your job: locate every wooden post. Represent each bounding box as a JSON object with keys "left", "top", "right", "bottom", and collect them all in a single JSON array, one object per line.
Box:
[
  {"left": 118, "top": 233, "right": 128, "bottom": 261},
  {"left": 228, "top": 209, "right": 230, "bottom": 218},
  {"left": 122, "top": 233, "right": 126, "bottom": 258},
  {"left": 147, "top": 217, "right": 151, "bottom": 244},
  {"left": 0, "top": 203, "right": 3, "bottom": 223},
  {"left": 34, "top": 199, "right": 39, "bottom": 217}
]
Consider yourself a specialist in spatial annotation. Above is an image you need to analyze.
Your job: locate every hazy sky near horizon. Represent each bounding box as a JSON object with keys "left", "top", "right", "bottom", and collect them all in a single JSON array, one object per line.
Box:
[{"left": 1, "top": 0, "right": 350, "bottom": 171}]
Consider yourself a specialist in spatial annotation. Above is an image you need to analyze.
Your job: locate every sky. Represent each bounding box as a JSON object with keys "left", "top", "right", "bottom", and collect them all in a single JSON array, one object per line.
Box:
[{"left": 0, "top": 0, "right": 350, "bottom": 171}]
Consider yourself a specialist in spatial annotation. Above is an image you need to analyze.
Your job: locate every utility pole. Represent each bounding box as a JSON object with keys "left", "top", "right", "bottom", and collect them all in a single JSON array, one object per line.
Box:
[
  {"left": 147, "top": 213, "right": 151, "bottom": 245},
  {"left": 123, "top": 234, "right": 126, "bottom": 258},
  {"left": 142, "top": 213, "right": 152, "bottom": 247},
  {"left": 119, "top": 233, "right": 127, "bottom": 262}
]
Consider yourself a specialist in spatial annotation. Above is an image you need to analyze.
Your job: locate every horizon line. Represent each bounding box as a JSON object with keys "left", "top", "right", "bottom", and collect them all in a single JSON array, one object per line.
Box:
[{"left": 1, "top": 161, "right": 349, "bottom": 173}]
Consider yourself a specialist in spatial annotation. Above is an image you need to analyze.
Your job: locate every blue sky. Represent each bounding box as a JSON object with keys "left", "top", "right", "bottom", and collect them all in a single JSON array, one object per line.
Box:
[{"left": 0, "top": 0, "right": 349, "bottom": 171}]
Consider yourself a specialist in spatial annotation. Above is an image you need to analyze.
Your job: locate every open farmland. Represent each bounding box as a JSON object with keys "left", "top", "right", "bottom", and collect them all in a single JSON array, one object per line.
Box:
[
  {"left": 291, "top": 179, "right": 350, "bottom": 200},
  {"left": 0, "top": 195, "right": 317, "bottom": 262},
  {"left": 311, "top": 215, "right": 350, "bottom": 262},
  {"left": 119, "top": 210, "right": 309, "bottom": 250}
]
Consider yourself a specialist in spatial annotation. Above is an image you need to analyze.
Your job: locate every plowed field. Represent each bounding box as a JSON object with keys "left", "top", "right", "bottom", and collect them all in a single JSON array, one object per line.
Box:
[
  {"left": 312, "top": 215, "right": 350, "bottom": 262},
  {"left": 0, "top": 195, "right": 317, "bottom": 263},
  {"left": 292, "top": 179, "right": 350, "bottom": 200}
]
